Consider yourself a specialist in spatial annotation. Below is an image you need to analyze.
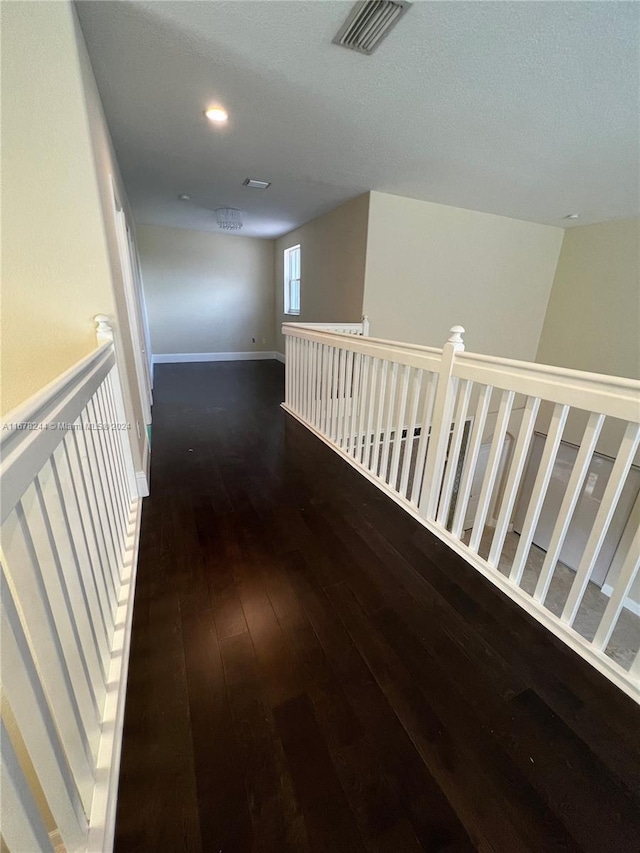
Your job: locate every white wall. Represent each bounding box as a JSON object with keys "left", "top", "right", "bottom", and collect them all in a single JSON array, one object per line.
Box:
[
  {"left": 136, "top": 224, "right": 275, "bottom": 355},
  {"left": 275, "top": 194, "right": 370, "bottom": 353},
  {"left": 362, "top": 191, "right": 564, "bottom": 359},
  {"left": 74, "top": 6, "right": 149, "bottom": 474}
]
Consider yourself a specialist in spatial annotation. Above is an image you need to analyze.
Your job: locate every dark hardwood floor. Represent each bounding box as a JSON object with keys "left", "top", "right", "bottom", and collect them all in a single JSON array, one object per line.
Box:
[{"left": 115, "top": 361, "right": 640, "bottom": 853}]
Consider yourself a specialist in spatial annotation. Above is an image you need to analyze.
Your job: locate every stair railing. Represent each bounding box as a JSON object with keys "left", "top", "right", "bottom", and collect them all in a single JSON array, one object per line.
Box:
[
  {"left": 1, "top": 316, "right": 142, "bottom": 853},
  {"left": 282, "top": 321, "right": 640, "bottom": 703}
]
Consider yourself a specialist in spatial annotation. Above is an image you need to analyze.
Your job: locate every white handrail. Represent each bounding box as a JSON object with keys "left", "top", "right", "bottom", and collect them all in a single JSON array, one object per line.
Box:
[
  {"left": 1, "top": 317, "right": 142, "bottom": 852},
  {"left": 1, "top": 345, "right": 117, "bottom": 523},
  {"left": 288, "top": 316, "right": 370, "bottom": 336},
  {"left": 282, "top": 321, "right": 640, "bottom": 703},
  {"left": 284, "top": 321, "right": 442, "bottom": 355}
]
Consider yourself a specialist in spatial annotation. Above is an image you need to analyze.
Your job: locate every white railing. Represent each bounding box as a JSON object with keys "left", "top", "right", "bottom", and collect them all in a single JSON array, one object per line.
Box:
[
  {"left": 282, "top": 321, "right": 640, "bottom": 702},
  {"left": 1, "top": 317, "right": 142, "bottom": 852},
  {"left": 295, "top": 317, "right": 370, "bottom": 336}
]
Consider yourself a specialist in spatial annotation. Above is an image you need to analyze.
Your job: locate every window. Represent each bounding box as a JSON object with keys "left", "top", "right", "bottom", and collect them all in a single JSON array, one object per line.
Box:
[{"left": 284, "top": 244, "right": 301, "bottom": 315}]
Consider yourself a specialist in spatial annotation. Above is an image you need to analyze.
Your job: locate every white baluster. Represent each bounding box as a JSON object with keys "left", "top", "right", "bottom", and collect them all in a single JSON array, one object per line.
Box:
[
  {"left": 300, "top": 339, "right": 309, "bottom": 421},
  {"left": 340, "top": 350, "right": 354, "bottom": 449},
  {"left": 312, "top": 341, "right": 318, "bottom": 424},
  {"left": 371, "top": 361, "right": 389, "bottom": 476},
  {"left": 321, "top": 345, "right": 331, "bottom": 435},
  {"left": 420, "top": 326, "right": 465, "bottom": 520},
  {"left": 361, "top": 358, "right": 378, "bottom": 468},
  {"left": 562, "top": 422, "right": 640, "bottom": 625},
  {"left": 592, "top": 523, "right": 640, "bottom": 651},
  {"left": 94, "top": 316, "right": 137, "bottom": 501},
  {"left": 630, "top": 646, "right": 640, "bottom": 682},
  {"left": 59, "top": 432, "right": 111, "bottom": 664},
  {"left": 285, "top": 336, "right": 291, "bottom": 406},
  {"left": 294, "top": 337, "right": 300, "bottom": 414},
  {"left": 437, "top": 379, "right": 472, "bottom": 527},
  {"left": 409, "top": 372, "right": 438, "bottom": 506},
  {"left": 488, "top": 395, "right": 541, "bottom": 567},
  {"left": 330, "top": 347, "right": 340, "bottom": 442},
  {"left": 1, "top": 585, "right": 88, "bottom": 849},
  {"left": 389, "top": 364, "right": 411, "bottom": 491},
  {"left": 337, "top": 347, "right": 349, "bottom": 445},
  {"left": 306, "top": 339, "right": 314, "bottom": 423},
  {"left": 348, "top": 352, "right": 363, "bottom": 455},
  {"left": 509, "top": 403, "right": 569, "bottom": 586},
  {"left": 451, "top": 384, "right": 493, "bottom": 538},
  {"left": 533, "top": 411, "right": 604, "bottom": 603},
  {"left": 379, "top": 361, "right": 399, "bottom": 481},
  {"left": 66, "top": 426, "right": 115, "bottom": 631},
  {"left": 469, "top": 389, "right": 515, "bottom": 552},
  {"left": 399, "top": 369, "right": 423, "bottom": 499},
  {"left": 354, "top": 355, "right": 370, "bottom": 460}
]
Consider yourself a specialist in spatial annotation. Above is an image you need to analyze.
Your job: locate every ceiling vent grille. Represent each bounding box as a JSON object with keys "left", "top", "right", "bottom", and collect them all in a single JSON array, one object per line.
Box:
[{"left": 333, "top": 0, "right": 411, "bottom": 55}]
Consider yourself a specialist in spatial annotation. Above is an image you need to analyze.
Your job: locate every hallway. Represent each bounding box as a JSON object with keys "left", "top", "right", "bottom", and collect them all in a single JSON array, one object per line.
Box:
[{"left": 115, "top": 361, "right": 640, "bottom": 852}]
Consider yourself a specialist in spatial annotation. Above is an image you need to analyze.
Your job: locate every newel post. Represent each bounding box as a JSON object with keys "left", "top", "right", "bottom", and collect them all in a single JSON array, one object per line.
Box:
[
  {"left": 95, "top": 314, "right": 114, "bottom": 345},
  {"left": 361, "top": 315, "right": 370, "bottom": 337},
  {"left": 419, "top": 325, "right": 465, "bottom": 521}
]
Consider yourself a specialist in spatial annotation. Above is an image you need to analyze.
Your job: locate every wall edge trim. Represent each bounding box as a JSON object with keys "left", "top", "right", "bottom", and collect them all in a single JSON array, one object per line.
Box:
[{"left": 152, "top": 352, "right": 277, "bottom": 364}]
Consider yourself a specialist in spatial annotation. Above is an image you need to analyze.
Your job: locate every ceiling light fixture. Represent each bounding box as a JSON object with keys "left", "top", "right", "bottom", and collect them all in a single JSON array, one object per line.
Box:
[
  {"left": 204, "top": 107, "right": 228, "bottom": 123},
  {"left": 178, "top": 193, "right": 191, "bottom": 200},
  {"left": 215, "top": 207, "right": 243, "bottom": 231},
  {"left": 564, "top": 213, "right": 580, "bottom": 220},
  {"left": 243, "top": 178, "right": 271, "bottom": 190}
]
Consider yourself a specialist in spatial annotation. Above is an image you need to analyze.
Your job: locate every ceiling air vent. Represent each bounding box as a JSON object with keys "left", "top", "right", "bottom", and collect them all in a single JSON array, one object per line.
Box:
[
  {"left": 243, "top": 178, "right": 271, "bottom": 190},
  {"left": 333, "top": 0, "right": 411, "bottom": 55}
]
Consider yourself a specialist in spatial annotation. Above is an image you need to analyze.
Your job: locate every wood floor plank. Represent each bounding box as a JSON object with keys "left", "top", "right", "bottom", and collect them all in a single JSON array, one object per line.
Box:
[
  {"left": 181, "top": 607, "right": 253, "bottom": 851},
  {"left": 326, "top": 580, "right": 528, "bottom": 852},
  {"left": 256, "top": 543, "right": 428, "bottom": 852},
  {"left": 284, "top": 552, "right": 475, "bottom": 851},
  {"left": 220, "top": 630, "right": 310, "bottom": 852},
  {"left": 274, "top": 693, "right": 367, "bottom": 853},
  {"left": 115, "top": 361, "right": 640, "bottom": 853}
]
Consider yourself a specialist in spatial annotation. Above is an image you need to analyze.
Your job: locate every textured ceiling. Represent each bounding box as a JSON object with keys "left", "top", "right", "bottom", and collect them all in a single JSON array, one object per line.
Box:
[{"left": 76, "top": 0, "right": 640, "bottom": 238}]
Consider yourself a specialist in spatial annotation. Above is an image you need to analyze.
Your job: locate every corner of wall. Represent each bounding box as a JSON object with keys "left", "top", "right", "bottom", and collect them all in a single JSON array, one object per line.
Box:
[{"left": 534, "top": 228, "right": 568, "bottom": 365}]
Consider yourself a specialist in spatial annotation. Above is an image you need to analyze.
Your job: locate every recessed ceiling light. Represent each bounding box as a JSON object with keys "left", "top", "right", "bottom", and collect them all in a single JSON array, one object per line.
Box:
[
  {"left": 563, "top": 213, "right": 580, "bottom": 220},
  {"left": 178, "top": 193, "right": 191, "bottom": 200},
  {"left": 204, "top": 107, "right": 228, "bottom": 123},
  {"left": 243, "top": 178, "right": 271, "bottom": 190}
]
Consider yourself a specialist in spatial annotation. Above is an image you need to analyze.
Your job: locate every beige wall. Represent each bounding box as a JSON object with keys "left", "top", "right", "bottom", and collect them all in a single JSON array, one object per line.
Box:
[
  {"left": 362, "top": 191, "right": 564, "bottom": 360},
  {"left": 536, "top": 217, "right": 640, "bottom": 379},
  {"left": 137, "top": 225, "right": 275, "bottom": 355},
  {"left": 1, "top": 1, "right": 115, "bottom": 414},
  {"left": 275, "top": 194, "right": 370, "bottom": 353},
  {"left": 535, "top": 218, "right": 640, "bottom": 602},
  {"left": 1, "top": 1, "right": 148, "bottom": 475}
]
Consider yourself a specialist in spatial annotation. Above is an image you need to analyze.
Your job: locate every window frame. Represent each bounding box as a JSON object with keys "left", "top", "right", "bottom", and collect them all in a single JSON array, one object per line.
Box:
[{"left": 284, "top": 244, "right": 301, "bottom": 316}]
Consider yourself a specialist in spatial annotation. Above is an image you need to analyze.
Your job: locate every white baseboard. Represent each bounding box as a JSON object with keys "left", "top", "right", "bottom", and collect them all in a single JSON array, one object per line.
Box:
[
  {"left": 275, "top": 352, "right": 285, "bottom": 364},
  {"left": 601, "top": 583, "right": 640, "bottom": 617},
  {"left": 86, "top": 499, "right": 142, "bottom": 852},
  {"left": 136, "top": 470, "right": 149, "bottom": 498},
  {"left": 152, "top": 351, "right": 277, "bottom": 364},
  {"left": 137, "top": 426, "right": 150, "bottom": 499}
]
